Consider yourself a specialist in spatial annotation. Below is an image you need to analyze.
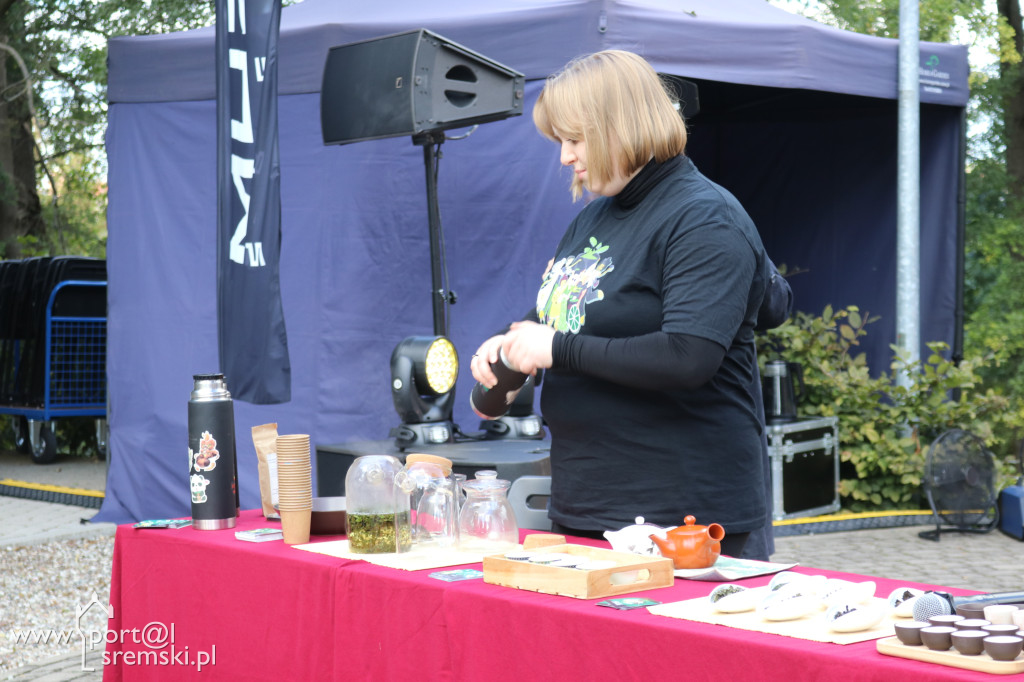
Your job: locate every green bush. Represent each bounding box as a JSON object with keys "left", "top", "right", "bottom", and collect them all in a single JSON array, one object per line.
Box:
[
  {"left": 0, "top": 415, "right": 14, "bottom": 453},
  {"left": 0, "top": 415, "right": 103, "bottom": 460},
  {"left": 757, "top": 305, "right": 1023, "bottom": 512}
]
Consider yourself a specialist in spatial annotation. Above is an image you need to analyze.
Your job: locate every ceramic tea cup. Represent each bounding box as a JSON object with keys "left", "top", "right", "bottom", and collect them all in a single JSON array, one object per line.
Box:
[
  {"left": 927, "top": 614, "right": 964, "bottom": 627},
  {"left": 893, "top": 621, "right": 930, "bottom": 646},
  {"left": 955, "top": 602, "right": 989, "bottom": 619},
  {"left": 920, "top": 626, "right": 957, "bottom": 651},
  {"left": 951, "top": 630, "right": 988, "bottom": 656},
  {"left": 982, "top": 624, "right": 1020, "bottom": 637},
  {"left": 955, "top": 618, "right": 991, "bottom": 630},
  {"left": 984, "top": 604, "right": 1019, "bottom": 626},
  {"left": 983, "top": 635, "right": 1024, "bottom": 662}
]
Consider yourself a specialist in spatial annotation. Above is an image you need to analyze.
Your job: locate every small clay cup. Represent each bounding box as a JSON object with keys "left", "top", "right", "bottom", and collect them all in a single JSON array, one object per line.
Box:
[
  {"left": 951, "top": 630, "right": 988, "bottom": 656},
  {"left": 982, "top": 624, "right": 1020, "bottom": 637},
  {"left": 956, "top": 603, "right": 989, "bottom": 619},
  {"left": 983, "top": 635, "right": 1024, "bottom": 662},
  {"left": 928, "top": 614, "right": 964, "bottom": 627},
  {"left": 920, "top": 626, "right": 957, "bottom": 651},
  {"left": 955, "top": 618, "right": 991, "bottom": 630},
  {"left": 893, "top": 621, "right": 930, "bottom": 646}
]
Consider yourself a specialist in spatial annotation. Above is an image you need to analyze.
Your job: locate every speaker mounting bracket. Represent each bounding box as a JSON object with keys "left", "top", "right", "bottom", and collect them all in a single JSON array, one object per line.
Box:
[{"left": 413, "top": 131, "right": 452, "bottom": 337}]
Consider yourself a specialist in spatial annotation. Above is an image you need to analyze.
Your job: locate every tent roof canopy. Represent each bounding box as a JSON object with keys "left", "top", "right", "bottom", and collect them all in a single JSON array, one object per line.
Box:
[{"left": 108, "top": 0, "right": 968, "bottom": 106}]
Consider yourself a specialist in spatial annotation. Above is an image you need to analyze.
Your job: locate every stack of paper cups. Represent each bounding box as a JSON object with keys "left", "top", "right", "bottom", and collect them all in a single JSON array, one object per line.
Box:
[{"left": 276, "top": 434, "right": 312, "bottom": 544}]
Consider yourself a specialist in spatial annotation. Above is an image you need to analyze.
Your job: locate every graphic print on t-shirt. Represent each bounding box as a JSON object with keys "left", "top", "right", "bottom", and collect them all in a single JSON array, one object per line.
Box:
[{"left": 536, "top": 237, "right": 614, "bottom": 333}]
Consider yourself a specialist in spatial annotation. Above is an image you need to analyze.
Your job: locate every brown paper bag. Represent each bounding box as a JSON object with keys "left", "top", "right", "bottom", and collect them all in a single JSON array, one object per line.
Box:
[{"left": 251, "top": 423, "right": 280, "bottom": 519}]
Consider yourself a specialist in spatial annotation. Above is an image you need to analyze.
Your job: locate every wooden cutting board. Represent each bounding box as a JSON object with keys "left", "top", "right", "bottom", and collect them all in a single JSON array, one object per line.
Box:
[{"left": 877, "top": 636, "right": 1024, "bottom": 674}]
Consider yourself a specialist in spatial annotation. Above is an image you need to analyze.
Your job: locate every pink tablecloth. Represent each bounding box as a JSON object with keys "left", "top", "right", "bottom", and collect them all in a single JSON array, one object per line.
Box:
[{"left": 101, "top": 510, "right": 991, "bottom": 681}]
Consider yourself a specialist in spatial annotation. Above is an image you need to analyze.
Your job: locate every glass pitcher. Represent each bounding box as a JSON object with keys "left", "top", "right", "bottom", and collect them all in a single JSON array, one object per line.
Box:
[
  {"left": 397, "top": 454, "right": 459, "bottom": 551},
  {"left": 458, "top": 470, "right": 519, "bottom": 553},
  {"left": 344, "top": 455, "right": 411, "bottom": 554}
]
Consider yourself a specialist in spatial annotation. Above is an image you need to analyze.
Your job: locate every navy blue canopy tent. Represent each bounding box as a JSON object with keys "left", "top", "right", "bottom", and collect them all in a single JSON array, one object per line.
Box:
[{"left": 97, "top": 0, "right": 968, "bottom": 524}]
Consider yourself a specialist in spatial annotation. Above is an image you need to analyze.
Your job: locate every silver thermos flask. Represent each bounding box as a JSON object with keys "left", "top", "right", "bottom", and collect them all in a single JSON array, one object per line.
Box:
[{"left": 188, "top": 373, "right": 238, "bottom": 529}]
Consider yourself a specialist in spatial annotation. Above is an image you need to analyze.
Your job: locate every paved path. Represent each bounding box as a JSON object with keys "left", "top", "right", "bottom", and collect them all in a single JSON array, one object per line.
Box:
[
  {"left": 771, "top": 524, "right": 1024, "bottom": 594},
  {"left": 0, "top": 445, "right": 114, "bottom": 546},
  {"left": 1, "top": 451, "right": 112, "bottom": 680},
  {"left": 0, "top": 497, "right": 114, "bottom": 546},
  {"left": 0, "top": 450, "right": 108, "bottom": 492}
]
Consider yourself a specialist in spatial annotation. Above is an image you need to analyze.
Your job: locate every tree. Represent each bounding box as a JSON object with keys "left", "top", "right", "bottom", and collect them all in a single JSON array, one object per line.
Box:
[
  {"left": 958, "top": 1, "right": 1024, "bottom": 406},
  {"left": 0, "top": 0, "right": 216, "bottom": 259},
  {"left": 775, "top": 0, "right": 1024, "bottom": 458},
  {"left": 997, "top": 0, "right": 1024, "bottom": 193},
  {"left": 0, "top": 2, "right": 43, "bottom": 259}
]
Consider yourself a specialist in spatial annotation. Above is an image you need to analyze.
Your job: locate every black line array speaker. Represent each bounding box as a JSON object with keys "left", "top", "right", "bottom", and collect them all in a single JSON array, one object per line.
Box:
[{"left": 321, "top": 29, "right": 525, "bottom": 146}]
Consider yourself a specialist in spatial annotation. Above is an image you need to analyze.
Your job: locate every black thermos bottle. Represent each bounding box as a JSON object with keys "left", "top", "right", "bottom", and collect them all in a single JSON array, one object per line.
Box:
[
  {"left": 188, "top": 373, "right": 238, "bottom": 529},
  {"left": 470, "top": 349, "right": 529, "bottom": 420}
]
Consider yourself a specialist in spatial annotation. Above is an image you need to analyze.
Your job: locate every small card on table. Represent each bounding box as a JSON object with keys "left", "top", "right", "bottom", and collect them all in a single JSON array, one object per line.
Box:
[
  {"left": 597, "top": 597, "right": 662, "bottom": 610},
  {"left": 429, "top": 569, "right": 485, "bottom": 582},
  {"left": 133, "top": 519, "right": 193, "bottom": 529},
  {"left": 235, "top": 528, "right": 284, "bottom": 542}
]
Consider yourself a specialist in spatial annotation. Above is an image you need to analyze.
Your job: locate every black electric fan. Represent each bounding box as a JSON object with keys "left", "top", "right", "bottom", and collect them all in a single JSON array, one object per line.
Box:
[{"left": 919, "top": 428, "right": 999, "bottom": 541}]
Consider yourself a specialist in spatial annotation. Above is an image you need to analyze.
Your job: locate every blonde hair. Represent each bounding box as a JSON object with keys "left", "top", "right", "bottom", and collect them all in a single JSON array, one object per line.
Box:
[{"left": 533, "top": 50, "right": 687, "bottom": 200}]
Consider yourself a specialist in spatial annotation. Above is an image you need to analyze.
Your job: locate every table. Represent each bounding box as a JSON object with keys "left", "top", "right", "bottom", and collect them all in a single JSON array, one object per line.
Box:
[{"left": 102, "top": 510, "right": 994, "bottom": 681}]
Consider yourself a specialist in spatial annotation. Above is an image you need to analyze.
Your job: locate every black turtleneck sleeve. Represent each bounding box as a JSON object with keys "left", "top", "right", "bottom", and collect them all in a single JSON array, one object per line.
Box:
[{"left": 551, "top": 330, "right": 726, "bottom": 391}]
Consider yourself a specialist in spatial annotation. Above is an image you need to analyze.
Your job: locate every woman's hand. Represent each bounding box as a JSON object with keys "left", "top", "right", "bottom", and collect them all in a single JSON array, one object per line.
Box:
[
  {"left": 470, "top": 335, "right": 507, "bottom": 388},
  {"left": 503, "top": 321, "right": 555, "bottom": 376}
]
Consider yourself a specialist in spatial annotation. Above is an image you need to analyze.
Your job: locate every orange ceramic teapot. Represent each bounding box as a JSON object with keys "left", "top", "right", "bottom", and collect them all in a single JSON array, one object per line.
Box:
[{"left": 649, "top": 515, "right": 725, "bottom": 569}]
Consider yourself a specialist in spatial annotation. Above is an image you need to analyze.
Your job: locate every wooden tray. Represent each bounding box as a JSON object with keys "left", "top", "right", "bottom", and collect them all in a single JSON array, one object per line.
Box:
[
  {"left": 877, "top": 636, "right": 1024, "bottom": 675},
  {"left": 482, "top": 542, "right": 674, "bottom": 600}
]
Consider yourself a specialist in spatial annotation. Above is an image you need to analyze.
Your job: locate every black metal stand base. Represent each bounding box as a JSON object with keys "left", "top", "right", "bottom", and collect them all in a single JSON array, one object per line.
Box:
[{"left": 918, "top": 513, "right": 999, "bottom": 542}]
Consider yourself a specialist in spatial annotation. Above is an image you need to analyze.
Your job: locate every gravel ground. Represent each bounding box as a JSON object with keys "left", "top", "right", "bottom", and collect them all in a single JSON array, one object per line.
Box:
[{"left": 1, "top": 536, "right": 115, "bottom": 674}]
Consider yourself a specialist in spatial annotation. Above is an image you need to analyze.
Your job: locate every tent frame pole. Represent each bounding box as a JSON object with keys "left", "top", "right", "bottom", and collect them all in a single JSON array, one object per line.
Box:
[{"left": 897, "top": 0, "right": 921, "bottom": 385}]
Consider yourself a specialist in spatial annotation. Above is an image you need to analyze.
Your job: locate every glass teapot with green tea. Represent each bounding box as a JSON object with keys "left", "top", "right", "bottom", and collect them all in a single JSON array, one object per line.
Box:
[{"left": 344, "top": 455, "right": 411, "bottom": 554}]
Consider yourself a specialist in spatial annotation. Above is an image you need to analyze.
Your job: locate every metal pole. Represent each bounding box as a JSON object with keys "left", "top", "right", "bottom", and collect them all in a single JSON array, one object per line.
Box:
[
  {"left": 953, "top": 107, "right": 967, "bottom": 365},
  {"left": 415, "top": 132, "right": 449, "bottom": 338},
  {"left": 897, "top": 0, "right": 921, "bottom": 386}
]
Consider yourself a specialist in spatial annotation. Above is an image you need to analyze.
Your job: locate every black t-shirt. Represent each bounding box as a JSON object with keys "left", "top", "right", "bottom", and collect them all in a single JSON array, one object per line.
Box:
[{"left": 537, "top": 155, "right": 769, "bottom": 533}]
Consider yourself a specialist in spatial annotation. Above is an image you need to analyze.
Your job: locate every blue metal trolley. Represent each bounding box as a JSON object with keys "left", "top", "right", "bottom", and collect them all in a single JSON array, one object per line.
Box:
[{"left": 5, "top": 280, "right": 108, "bottom": 463}]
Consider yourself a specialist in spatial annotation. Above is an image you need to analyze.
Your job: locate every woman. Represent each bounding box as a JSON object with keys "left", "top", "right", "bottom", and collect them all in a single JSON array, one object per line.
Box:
[{"left": 470, "top": 50, "right": 769, "bottom": 557}]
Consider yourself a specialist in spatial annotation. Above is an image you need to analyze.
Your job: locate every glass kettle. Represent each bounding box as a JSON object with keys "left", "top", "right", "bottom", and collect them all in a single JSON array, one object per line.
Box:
[
  {"left": 458, "top": 470, "right": 519, "bottom": 553},
  {"left": 344, "top": 455, "right": 412, "bottom": 554},
  {"left": 396, "top": 454, "right": 459, "bottom": 551}
]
